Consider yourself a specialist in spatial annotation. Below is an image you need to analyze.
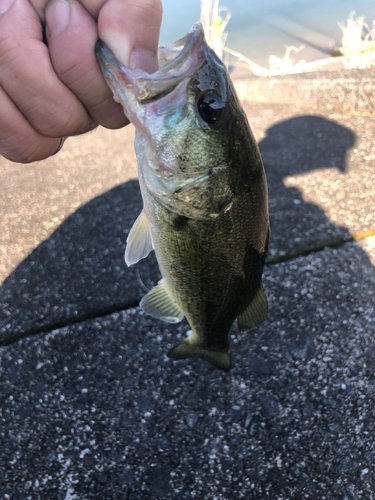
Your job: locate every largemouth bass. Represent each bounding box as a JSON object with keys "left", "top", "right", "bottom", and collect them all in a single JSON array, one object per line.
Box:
[{"left": 96, "top": 23, "right": 269, "bottom": 371}]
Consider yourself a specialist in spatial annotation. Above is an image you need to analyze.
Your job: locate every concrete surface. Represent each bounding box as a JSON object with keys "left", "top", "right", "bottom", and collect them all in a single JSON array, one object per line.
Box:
[
  {"left": 236, "top": 68, "right": 375, "bottom": 117},
  {"left": 1, "top": 70, "right": 375, "bottom": 499}
]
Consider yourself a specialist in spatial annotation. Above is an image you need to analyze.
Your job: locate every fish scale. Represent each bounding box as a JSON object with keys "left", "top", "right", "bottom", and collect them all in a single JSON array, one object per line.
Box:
[{"left": 96, "top": 22, "right": 269, "bottom": 371}]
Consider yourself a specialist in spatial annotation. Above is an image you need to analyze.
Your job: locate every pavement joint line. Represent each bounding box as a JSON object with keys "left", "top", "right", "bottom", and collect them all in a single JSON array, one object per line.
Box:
[
  {"left": 266, "top": 227, "right": 375, "bottom": 265},
  {"left": 0, "top": 299, "right": 141, "bottom": 347},
  {"left": 1, "top": 228, "right": 374, "bottom": 347}
]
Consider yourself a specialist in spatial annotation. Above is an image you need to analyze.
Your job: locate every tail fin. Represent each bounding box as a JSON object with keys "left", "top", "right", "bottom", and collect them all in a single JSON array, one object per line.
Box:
[{"left": 168, "top": 340, "right": 231, "bottom": 372}]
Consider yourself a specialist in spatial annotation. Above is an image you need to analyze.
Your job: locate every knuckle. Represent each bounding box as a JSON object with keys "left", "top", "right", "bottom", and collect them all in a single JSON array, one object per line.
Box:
[
  {"left": 0, "top": 129, "right": 59, "bottom": 164},
  {"left": 34, "top": 103, "right": 90, "bottom": 138},
  {"left": 56, "top": 109, "right": 90, "bottom": 137},
  {"left": 128, "top": 0, "right": 163, "bottom": 25},
  {"left": 97, "top": 111, "right": 129, "bottom": 129},
  {"left": 0, "top": 35, "right": 19, "bottom": 69},
  {"left": 2, "top": 141, "right": 44, "bottom": 164},
  {"left": 52, "top": 58, "right": 84, "bottom": 83},
  {"left": 87, "top": 95, "right": 128, "bottom": 128}
]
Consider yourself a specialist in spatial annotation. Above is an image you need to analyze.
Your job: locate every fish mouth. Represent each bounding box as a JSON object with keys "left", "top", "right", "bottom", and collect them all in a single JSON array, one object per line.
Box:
[{"left": 95, "top": 22, "right": 209, "bottom": 105}]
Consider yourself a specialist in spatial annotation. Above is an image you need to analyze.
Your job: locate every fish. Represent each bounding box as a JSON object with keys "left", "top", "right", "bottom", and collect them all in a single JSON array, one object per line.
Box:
[{"left": 95, "top": 23, "right": 270, "bottom": 371}]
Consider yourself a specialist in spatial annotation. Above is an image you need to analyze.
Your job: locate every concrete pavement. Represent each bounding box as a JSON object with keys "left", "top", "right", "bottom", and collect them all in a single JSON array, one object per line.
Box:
[{"left": 1, "top": 68, "right": 375, "bottom": 499}]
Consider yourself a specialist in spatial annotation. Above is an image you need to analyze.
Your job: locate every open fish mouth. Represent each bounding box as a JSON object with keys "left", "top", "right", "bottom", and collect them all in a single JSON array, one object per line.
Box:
[
  {"left": 95, "top": 23, "right": 270, "bottom": 372},
  {"left": 95, "top": 22, "right": 210, "bottom": 105}
]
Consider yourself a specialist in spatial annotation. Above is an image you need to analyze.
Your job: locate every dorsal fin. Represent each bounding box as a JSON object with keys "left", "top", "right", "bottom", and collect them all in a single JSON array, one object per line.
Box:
[
  {"left": 237, "top": 282, "right": 268, "bottom": 331},
  {"left": 140, "top": 279, "right": 184, "bottom": 324},
  {"left": 125, "top": 209, "right": 154, "bottom": 266}
]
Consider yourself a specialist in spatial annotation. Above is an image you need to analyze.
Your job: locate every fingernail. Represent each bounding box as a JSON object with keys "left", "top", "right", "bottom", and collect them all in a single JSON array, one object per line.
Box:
[
  {"left": 130, "top": 49, "right": 156, "bottom": 74},
  {"left": 0, "top": 0, "right": 15, "bottom": 15},
  {"left": 46, "top": 0, "right": 71, "bottom": 35}
]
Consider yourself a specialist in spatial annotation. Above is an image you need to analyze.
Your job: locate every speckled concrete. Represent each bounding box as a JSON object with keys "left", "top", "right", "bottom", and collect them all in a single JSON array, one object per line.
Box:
[
  {"left": 245, "top": 101, "right": 375, "bottom": 259},
  {"left": 236, "top": 68, "right": 375, "bottom": 117},
  {"left": 1, "top": 242, "right": 375, "bottom": 499},
  {"left": 2, "top": 99, "right": 375, "bottom": 343},
  {"left": 0, "top": 126, "right": 138, "bottom": 283},
  {"left": 1, "top": 69, "right": 375, "bottom": 499}
]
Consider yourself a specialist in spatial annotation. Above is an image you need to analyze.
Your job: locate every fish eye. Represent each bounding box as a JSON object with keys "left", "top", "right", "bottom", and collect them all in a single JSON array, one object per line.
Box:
[{"left": 197, "top": 92, "right": 224, "bottom": 125}]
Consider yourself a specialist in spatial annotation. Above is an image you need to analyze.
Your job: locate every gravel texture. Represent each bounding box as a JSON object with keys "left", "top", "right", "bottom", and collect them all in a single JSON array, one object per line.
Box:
[
  {"left": 1, "top": 69, "right": 375, "bottom": 498},
  {"left": 0, "top": 179, "right": 160, "bottom": 344},
  {"left": 0, "top": 128, "right": 159, "bottom": 344},
  {"left": 245, "top": 102, "right": 375, "bottom": 258},
  {"left": 0, "top": 126, "right": 137, "bottom": 284},
  {"left": 2, "top": 100, "right": 375, "bottom": 343},
  {"left": 1, "top": 243, "right": 375, "bottom": 499},
  {"left": 237, "top": 68, "right": 375, "bottom": 116}
]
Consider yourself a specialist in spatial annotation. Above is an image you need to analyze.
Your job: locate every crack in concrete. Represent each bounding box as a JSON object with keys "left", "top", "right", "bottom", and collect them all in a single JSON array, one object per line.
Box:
[
  {"left": 0, "top": 299, "right": 141, "bottom": 347},
  {"left": 1, "top": 228, "right": 374, "bottom": 347},
  {"left": 266, "top": 227, "right": 375, "bottom": 265}
]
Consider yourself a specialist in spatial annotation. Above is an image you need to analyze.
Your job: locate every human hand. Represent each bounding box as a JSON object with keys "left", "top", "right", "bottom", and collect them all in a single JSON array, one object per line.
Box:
[{"left": 0, "top": 0, "right": 162, "bottom": 163}]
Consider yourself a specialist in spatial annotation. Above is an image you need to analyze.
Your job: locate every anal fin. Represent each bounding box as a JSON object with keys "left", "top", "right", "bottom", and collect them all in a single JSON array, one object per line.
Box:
[
  {"left": 125, "top": 209, "right": 154, "bottom": 266},
  {"left": 168, "top": 340, "right": 231, "bottom": 372},
  {"left": 237, "top": 281, "right": 268, "bottom": 331},
  {"left": 140, "top": 279, "right": 184, "bottom": 324}
]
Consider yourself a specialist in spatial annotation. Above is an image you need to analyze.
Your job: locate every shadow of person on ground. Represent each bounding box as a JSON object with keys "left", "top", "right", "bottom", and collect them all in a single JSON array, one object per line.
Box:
[
  {"left": 0, "top": 114, "right": 372, "bottom": 347},
  {"left": 0, "top": 180, "right": 160, "bottom": 343},
  {"left": 258, "top": 115, "right": 356, "bottom": 257},
  {"left": 1, "top": 114, "right": 375, "bottom": 499}
]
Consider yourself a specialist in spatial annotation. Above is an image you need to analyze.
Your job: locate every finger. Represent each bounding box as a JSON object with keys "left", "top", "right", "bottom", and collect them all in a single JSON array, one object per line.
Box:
[
  {"left": 0, "top": 84, "right": 62, "bottom": 163},
  {"left": 0, "top": 0, "right": 92, "bottom": 138},
  {"left": 29, "top": 0, "right": 48, "bottom": 20},
  {"left": 97, "top": 0, "right": 163, "bottom": 72},
  {"left": 46, "top": 0, "right": 128, "bottom": 129},
  {"left": 76, "top": 0, "right": 103, "bottom": 19}
]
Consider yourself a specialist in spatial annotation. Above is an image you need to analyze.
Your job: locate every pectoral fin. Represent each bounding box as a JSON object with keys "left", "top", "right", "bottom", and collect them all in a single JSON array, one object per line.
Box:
[
  {"left": 140, "top": 279, "right": 184, "bottom": 324},
  {"left": 237, "top": 282, "right": 268, "bottom": 331},
  {"left": 168, "top": 340, "right": 231, "bottom": 372},
  {"left": 125, "top": 209, "right": 154, "bottom": 266}
]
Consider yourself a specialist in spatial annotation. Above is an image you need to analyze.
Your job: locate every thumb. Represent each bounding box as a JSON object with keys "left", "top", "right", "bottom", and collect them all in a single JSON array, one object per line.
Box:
[{"left": 98, "top": 0, "right": 163, "bottom": 73}]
